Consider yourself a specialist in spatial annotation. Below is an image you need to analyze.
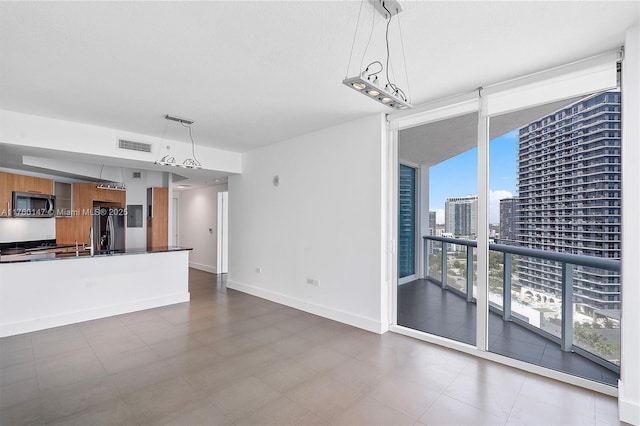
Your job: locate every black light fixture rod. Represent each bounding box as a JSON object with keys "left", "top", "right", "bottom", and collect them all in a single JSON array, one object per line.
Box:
[
  {"left": 369, "top": 0, "right": 402, "bottom": 18},
  {"left": 164, "top": 114, "right": 194, "bottom": 125}
]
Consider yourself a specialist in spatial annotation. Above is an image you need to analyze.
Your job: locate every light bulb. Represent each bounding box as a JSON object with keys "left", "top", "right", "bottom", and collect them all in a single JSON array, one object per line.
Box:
[
  {"left": 368, "top": 90, "right": 380, "bottom": 96},
  {"left": 352, "top": 82, "right": 366, "bottom": 90},
  {"left": 381, "top": 97, "right": 393, "bottom": 104}
]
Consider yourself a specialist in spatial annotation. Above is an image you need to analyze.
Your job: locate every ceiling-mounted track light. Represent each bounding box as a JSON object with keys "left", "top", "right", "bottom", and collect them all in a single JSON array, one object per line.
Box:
[
  {"left": 343, "top": 70, "right": 411, "bottom": 110},
  {"left": 97, "top": 182, "right": 126, "bottom": 191},
  {"left": 342, "top": 0, "right": 413, "bottom": 110}
]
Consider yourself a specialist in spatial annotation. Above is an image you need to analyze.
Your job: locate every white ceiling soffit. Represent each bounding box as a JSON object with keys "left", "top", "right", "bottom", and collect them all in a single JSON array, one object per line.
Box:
[
  {"left": 0, "top": 143, "right": 232, "bottom": 185},
  {"left": 398, "top": 97, "right": 586, "bottom": 167},
  {"left": 0, "top": 2, "right": 637, "bottom": 153}
]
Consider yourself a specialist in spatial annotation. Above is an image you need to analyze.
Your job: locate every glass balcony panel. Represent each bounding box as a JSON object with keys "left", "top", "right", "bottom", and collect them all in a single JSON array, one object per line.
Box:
[
  {"left": 512, "top": 255, "right": 563, "bottom": 339},
  {"left": 488, "top": 250, "right": 504, "bottom": 310},
  {"left": 447, "top": 248, "right": 467, "bottom": 293},
  {"left": 572, "top": 265, "right": 621, "bottom": 366},
  {"left": 427, "top": 240, "right": 442, "bottom": 282},
  {"left": 472, "top": 250, "right": 478, "bottom": 299}
]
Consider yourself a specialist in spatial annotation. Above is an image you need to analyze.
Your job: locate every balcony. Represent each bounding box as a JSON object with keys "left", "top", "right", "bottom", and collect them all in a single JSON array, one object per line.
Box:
[{"left": 397, "top": 236, "right": 621, "bottom": 386}]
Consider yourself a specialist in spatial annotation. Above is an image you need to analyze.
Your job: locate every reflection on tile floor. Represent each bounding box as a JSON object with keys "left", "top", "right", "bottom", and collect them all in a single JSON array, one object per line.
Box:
[
  {"left": 1, "top": 269, "right": 620, "bottom": 425},
  {"left": 398, "top": 278, "right": 619, "bottom": 386}
]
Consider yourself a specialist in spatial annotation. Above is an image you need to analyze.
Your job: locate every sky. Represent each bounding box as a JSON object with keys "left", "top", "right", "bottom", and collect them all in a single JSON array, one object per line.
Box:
[{"left": 429, "top": 130, "right": 518, "bottom": 224}]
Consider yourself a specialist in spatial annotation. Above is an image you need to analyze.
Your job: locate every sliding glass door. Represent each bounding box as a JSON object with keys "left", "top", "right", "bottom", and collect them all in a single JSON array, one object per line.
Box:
[
  {"left": 391, "top": 50, "right": 622, "bottom": 387},
  {"left": 396, "top": 111, "right": 479, "bottom": 346}
]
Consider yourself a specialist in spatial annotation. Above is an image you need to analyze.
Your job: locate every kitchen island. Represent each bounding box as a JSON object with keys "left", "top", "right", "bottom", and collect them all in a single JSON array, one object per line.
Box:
[{"left": 0, "top": 247, "right": 191, "bottom": 337}]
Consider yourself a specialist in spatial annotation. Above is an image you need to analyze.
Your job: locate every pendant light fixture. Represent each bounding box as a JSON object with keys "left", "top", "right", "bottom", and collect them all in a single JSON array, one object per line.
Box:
[
  {"left": 155, "top": 114, "right": 203, "bottom": 169},
  {"left": 342, "top": 0, "right": 412, "bottom": 110},
  {"left": 96, "top": 165, "right": 126, "bottom": 190}
]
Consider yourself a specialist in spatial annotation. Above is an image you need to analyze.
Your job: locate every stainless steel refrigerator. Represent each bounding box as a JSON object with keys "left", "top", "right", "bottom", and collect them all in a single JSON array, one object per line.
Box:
[{"left": 93, "top": 204, "right": 125, "bottom": 252}]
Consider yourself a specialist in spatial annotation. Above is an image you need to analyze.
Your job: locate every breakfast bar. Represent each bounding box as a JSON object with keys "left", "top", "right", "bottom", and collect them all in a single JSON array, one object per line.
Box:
[{"left": 0, "top": 247, "right": 191, "bottom": 337}]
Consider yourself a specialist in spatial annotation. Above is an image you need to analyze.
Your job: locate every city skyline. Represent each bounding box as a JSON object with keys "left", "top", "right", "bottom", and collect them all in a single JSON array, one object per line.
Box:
[{"left": 429, "top": 130, "right": 518, "bottom": 224}]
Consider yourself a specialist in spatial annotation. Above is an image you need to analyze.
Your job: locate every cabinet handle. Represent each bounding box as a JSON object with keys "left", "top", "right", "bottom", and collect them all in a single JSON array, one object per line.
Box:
[{"left": 27, "top": 190, "right": 42, "bottom": 194}]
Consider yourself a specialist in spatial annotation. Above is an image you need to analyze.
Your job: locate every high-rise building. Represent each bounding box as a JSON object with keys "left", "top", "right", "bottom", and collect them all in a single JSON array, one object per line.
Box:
[
  {"left": 427, "top": 211, "right": 437, "bottom": 254},
  {"left": 515, "top": 91, "right": 621, "bottom": 312},
  {"left": 445, "top": 195, "right": 478, "bottom": 238},
  {"left": 499, "top": 198, "right": 518, "bottom": 245},
  {"left": 428, "top": 211, "right": 436, "bottom": 236}
]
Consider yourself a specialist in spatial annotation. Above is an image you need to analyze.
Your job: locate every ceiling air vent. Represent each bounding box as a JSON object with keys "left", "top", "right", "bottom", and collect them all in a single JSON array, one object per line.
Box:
[{"left": 118, "top": 138, "right": 152, "bottom": 153}]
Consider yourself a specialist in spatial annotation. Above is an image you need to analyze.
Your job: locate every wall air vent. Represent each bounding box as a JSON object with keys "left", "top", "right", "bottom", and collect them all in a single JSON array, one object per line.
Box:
[
  {"left": 118, "top": 138, "right": 152, "bottom": 153},
  {"left": 132, "top": 172, "right": 142, "bottom": 179}
]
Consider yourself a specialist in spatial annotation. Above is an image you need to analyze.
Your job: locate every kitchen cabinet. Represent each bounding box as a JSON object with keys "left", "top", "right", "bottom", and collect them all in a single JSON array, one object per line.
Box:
[
  {"left": 147, "top": 187, "right": 168, "bottom": 248},
  {"left": 12, "top": 174, "right": 54, "bottom": 195},
  {"left": 56, "top": 183, "right": 126, "bottom": 245},
  {"left": 93, "top": 186, "right": 126, "bottom": 204},
  {"left": 0, "top": 171, "right": 54, "bottom": 217},
  {"left": 54, "top": 182, "right": 72, "bottom": 216},
  {"left": 0, "top": 172, "right": 11, "bottom": 217}
]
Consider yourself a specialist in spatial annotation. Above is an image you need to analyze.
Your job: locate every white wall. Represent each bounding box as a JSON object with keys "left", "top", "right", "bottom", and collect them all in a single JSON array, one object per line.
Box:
[
  {"left": 122, "top": 168, "right": 167, "bottom": 249},
  {"left": 619, "top": 23, "right": 640, "bottom": 426},
  {"left": 178, "top": 184, "right": 228, "bottom": 273},
  {"left": 228, "top": 114, "right": 387, "bottom": 333},
  {"left": 0, "top": 218, "right": 56, "bottom": 243}
]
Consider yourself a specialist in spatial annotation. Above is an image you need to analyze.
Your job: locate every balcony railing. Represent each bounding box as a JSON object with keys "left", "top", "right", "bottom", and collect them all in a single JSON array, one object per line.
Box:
[{"left": 423, "top": 235, "right": 621, "bottom": 373}]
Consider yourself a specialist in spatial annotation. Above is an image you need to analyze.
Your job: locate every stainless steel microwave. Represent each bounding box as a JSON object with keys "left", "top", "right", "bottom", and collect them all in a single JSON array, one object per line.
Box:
[{"left": 12, "top": 192, "right": 55, "bottom": 218}]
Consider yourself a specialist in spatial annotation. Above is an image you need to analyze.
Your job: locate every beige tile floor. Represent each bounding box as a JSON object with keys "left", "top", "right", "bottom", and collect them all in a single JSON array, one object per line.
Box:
[{"left": 0, "top": 269, "right": 622, "bottom": 425}]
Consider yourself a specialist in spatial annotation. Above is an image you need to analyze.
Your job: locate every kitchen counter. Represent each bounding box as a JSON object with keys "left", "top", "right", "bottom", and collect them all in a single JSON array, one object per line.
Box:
[
  {"left": 0, "top": 246, "right": 191, "bottom": 263},
  {"left": 1, "top": 248, "right": 191, "bottom": 337}
]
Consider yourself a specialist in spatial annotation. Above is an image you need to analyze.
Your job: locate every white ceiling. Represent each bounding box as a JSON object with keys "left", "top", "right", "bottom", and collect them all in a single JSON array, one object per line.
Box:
[{"left": 0, "top": 1, "right": 637, "bottom": 159}]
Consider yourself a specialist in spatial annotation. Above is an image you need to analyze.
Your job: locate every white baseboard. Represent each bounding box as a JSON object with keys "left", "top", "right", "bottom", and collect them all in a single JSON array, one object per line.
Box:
[
  {"left": 189, "top": 262, "right": 217, "bottom": 273},
  {"left": 226, "top": 280, "right": 385, "bottom": 334},
  {"left": 618, "top": 380, "right": 640, "bottom": 425},
  {"left": 0, "top": 292, "right": 190, "bottom": 337}
]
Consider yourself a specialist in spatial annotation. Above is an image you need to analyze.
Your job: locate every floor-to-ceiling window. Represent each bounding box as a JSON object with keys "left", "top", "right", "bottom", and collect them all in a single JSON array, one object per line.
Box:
[
  {"left": 486, "top": 88, "right": 622, "bottom": 385},
  {"left": 391, "top": 50, "right": 622, "bottom": 389}
]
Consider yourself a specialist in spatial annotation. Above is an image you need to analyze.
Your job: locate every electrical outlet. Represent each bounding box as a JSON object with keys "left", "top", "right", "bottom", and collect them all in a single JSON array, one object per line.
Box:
[
  {"left": 86, "top": 281, "right": 99, "bottom": 288},
  {"left": 255, "top": 267, "right": 262, "bottom": 273}
]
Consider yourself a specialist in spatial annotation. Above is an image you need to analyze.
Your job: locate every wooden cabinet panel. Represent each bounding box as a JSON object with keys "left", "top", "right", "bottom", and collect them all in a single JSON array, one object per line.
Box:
[
  {"left": 93, "top": 187, "right": 126, "bottom": 204},
  {"left": 74, "top": 183, "right": 96, "bottom": 246},
  {"left": 55, "top": 216, "right": 79, "bottom": 245},
  {"left": 13, "top": 174, "right": 53, "bottom": 194},
  {"left": 147, "top": 187, "right": 168, "bottom": 249},
  {"left": 0, "top": 172, "right": 11, "bottom": 217}
]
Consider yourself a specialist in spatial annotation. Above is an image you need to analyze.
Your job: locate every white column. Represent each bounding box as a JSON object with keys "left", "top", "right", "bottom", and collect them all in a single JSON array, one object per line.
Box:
[
  {"left": 419, "top": 164, "right": 430, "bottom": 279},
  {"left": 476, "top": 96, "right": 490, "bottom": 351},
  {"left": 619, "top": 24, "right": 640, "bottom": 426},
  {"left": 386, "top": 114, "right": 398, "bottom": 330}
]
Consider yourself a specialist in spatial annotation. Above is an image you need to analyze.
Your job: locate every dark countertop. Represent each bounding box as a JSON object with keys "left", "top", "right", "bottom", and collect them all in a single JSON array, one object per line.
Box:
[{"left": 0, "top": 246, "right": 192, "bottom": 263}]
